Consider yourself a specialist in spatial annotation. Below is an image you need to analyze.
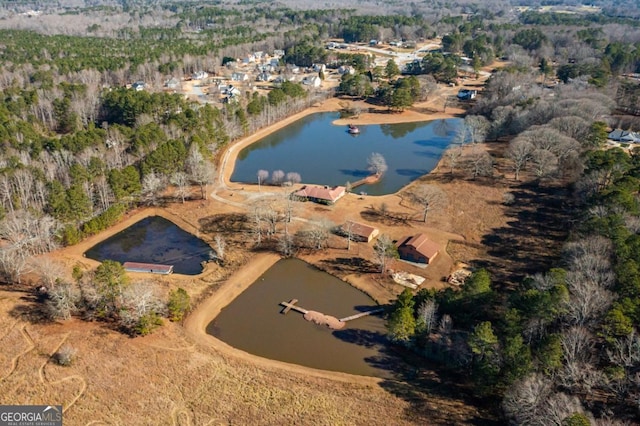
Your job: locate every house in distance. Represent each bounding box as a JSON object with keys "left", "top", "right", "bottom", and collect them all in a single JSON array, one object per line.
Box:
[{"left": 396, "top": 233, "right": 439, "bottom": 265}]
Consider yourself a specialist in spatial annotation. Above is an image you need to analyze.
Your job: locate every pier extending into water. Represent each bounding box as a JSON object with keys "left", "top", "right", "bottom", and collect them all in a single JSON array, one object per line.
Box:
[{"left": 279, "top": 299, "right": 384, "bottom": 330}]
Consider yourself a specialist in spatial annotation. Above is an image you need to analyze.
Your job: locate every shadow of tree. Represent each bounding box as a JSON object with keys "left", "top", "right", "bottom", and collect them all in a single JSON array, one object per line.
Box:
[
  {"left": 360, "top": 206, "right": 412, "bottom": 226},
  {"left": 478, "top": 181, "right": 574, "bottom": 286},
  {"left": 7, "top": 291, "right": 52, "bottom": 324},
  {"left": 199, "top": 213, "right": 249, "bottom": 234},
  {"left": 319, "top": 257, "right": 378, "bottom": 274},
  {"left": 332, "top": 327, "right": 500, "bottom": 424}
]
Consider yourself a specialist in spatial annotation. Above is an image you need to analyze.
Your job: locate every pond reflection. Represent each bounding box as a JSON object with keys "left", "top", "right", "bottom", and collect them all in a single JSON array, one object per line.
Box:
[
  {"left": 85, "top": 216, "right": 213, "bottom": 275},
  {"left": 208, "top": 258, "right": 402, "bottom": 377},
  {"left": 231, "top": 113, "right": 461, "bottom": 195}
]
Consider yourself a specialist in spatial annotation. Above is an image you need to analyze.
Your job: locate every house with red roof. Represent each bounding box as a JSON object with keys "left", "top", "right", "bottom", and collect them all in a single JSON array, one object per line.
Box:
[
  {"left": 342, "top": 221, "right": 379, "bottom": 243},
  {"left": 396, "top": 233, "right": 439, "bottom": 265},
  {"left": 292, "top": 185, "right": 346, "bottom": 205}
]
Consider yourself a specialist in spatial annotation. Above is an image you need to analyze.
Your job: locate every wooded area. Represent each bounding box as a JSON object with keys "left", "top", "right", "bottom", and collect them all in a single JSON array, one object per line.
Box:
[{"left": 1, "top": 0, "right": 640, "bottom": 423}]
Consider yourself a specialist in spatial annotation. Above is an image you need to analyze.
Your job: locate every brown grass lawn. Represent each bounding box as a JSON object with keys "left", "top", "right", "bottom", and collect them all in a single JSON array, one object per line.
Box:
[{"left": 0, "top": 71, "right": 570, "bottom": 425}]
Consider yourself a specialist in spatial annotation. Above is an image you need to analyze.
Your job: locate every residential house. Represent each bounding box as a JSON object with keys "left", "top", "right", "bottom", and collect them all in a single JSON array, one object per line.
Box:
[
  {"left": 292, "top": 185, "right": 346, "bottom": 205},
  {"left": 313, "top": 63, "right": 326, "bottom": 73},
  {"left": 131, "top": 81, "right": 145, "bottom": 91},
  {"left": 457, "top": 89, "right": 477, "bottom": 100},
  {"left": 302, "top": 75, "right": 321, "bottom": 87},
  {"left": 273, "top": 49, "right": 285, "bottom": 57},
  {"left": 270, "top": 58, "right": 281, "bottom": 67},
  {"left": 608, "top": 129, "right": 640, "bottom": 143},
  {"left": 396, "top": 234, "right": 439, "bottom": 265},
  {"left": 342, "top": 221, "right": 379, "bottom": 243},
  {"left": 256, "top": 72, "right": 273, "bottom": 82},
  {"left": 338, "top": 65, "right": 355, "bottom": 75},
  {"left": 192, "top": 71, "right": 209, "bottom": 80},
  {"left": 231, "top": 72, "right": 249, "bottom": 82},
  {"left": 164, "top": 77, "right": 180, "bottom": 89}
]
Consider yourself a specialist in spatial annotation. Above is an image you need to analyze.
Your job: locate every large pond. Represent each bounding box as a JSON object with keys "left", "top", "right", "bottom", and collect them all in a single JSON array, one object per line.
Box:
[
  {"left": 208, "top": 258, "right": 400, "bottom": 377},
  {"left": 85, "top": 216, "right": 213, "bottom": 275},
  {"left": 231, "top": 112, "right": 461, "bottom": 195}
]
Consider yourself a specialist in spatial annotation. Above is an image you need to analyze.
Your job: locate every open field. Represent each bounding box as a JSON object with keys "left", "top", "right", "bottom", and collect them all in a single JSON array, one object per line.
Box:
[{"left": 0, "top": 65, "right": 570, "bottom": 424}]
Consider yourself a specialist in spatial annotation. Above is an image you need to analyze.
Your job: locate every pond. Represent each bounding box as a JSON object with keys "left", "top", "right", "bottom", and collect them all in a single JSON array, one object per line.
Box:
[
  {"left": 208, "top": 258, "right": 400, "bottom": 377},
  {"left": 84, "top": 216, "right": 213, "bottom": 275},
  {"left": 231, "top": 112, "right": 461, "bottom": 195}
]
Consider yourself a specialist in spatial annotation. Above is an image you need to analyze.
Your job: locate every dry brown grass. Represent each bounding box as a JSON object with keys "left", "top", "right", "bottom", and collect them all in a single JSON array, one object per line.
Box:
[{"left": 0, "top": 77, "right": 571, "bottom": 424}]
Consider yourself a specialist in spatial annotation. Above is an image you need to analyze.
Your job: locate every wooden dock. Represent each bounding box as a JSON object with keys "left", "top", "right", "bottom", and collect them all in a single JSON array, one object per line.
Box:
[
  {"left": 280, "top": 298, "right": 383, "bottom": 324},
  {"left": 339, "top": 307, "right": 385, "bottom": 322},
  {"left": 280, "top": 299, "right": 308, "bottom": 315}
]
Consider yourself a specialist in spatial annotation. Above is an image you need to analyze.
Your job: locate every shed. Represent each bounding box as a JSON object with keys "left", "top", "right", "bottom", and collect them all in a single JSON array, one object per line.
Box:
[
  {"left": 396, "top": 234, "right": 439, "bottom": 265},
  {"left": 343, "top": 221, "right": 379, "bottom": 243},
  {"left": 123, "top": 262, "right": 174, "bottom": 275}
]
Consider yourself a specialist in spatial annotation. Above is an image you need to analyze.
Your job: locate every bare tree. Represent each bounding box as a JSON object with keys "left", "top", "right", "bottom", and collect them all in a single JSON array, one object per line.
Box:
[
  {"left": 214, "top": 235, "right": 226, "bottom": 264},
  {"left": 141, "top": 172, "right": 165, "bottom": 205},
  {"left": 170, "top": 171, "right": 190, "bottom": 204},
  {"left": 271, "top": 169, "right": 285, "bottom": 186},
  {"left": 531, "top": 149, "right": 558, "bottom": 179},
  {"left": 94, "top": 175, "right": 114, "bottom": 212},
  {"left": 444, "top": 145, "right": 463, "bottom": 174},
  {"left": 285, "top": 172, "right": 301, "bottom": 185},
  {"left": 186, "top": 144, "right": 215, "bottom": 200},
  {"left": 0, "top": 246, "right": 31, "bottom": 284},
  {"left": 278, "top": 232, "right": 295, "bottom": 257},
  {"left": 507, "top": 139, "right": 534, "bottom": 181},
  {"left": 417, "top": 299, "right": 438, "bottom": 335},
  {"left": 46, "top": 282, "right": 80, "bottom": 320},
  {"left": 548, "top": 115, "right": 590, "bottom": 141},
  {"left": 607, "top": 332, "right": 640, "bottom": 368},
  {"left": 503, "top": 374, "right": 553, "bottom": 425},
  {"left": 31, "top": 257, "right": 66, "bottom": 289},
  {"left": 367, "top": 152, "right": 388, "bottom": 176},
  {"left": 563, "top": 270, "right": 613, "bottom": 326},
  {"left": 257, "top": 169, "right": 269, "bottom": 190},
  {"left": 374, "top": 234, "right": 397, "bottom": 273},
  {"left": 465, "top": 149, "right": 494, "bottom": 179},
  {"left": 407, "top": 184, "right": 447, "bottom": 223},
  {"left": 342, "top": 220, "right": 356, "bottom": 251},
  {"left": 118, "top": 281, "right": 165, "bottom": 332},
  {"left": 297, "top": 218, "right": 334, "bottom": 250},
  {"left": 503, "top": 374, "right": 589, "bottom": 426},
  {"left": 250, "top": 204, "right": 264, "bottom": 246},
  {"left": 463, "top": 115, "right": 490, "bottom": 144}
]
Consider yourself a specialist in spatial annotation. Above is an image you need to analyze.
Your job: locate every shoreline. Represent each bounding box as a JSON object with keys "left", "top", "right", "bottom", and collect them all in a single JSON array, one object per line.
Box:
[
  {"left": 183, "top": 252, "right": 384, "bottom": 385},
  {"left": 219, "top": 96, "right": 465, "bottom": 189},
  {"left": 187, "top": 95, "right": 467, "bottom": 382},
  {"left": 47, "top": 93, "right": 469, "bottom": 386}
]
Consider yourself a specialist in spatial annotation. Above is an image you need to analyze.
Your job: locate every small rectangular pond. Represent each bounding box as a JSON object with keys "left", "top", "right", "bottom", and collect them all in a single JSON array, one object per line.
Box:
[
  {"left": 84, "top": 216, "right": 213, "bottom": 275},
  {"left": 208, "top": 258, "right": 401, "bottom": 377},
  {"left": 231, "top": 112, "right": 461, "bottom": 195}
]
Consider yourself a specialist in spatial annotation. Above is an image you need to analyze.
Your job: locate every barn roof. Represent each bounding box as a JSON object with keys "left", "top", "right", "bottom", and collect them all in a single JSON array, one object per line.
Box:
[
  {"left": 345, "top": 221, "right": 378, "bottom": 239},
  {"left": 397, "top": 233, "right": 439, "bottom": 259},
  {"left": 123, "top": 262, "right": 174, "bottom": 274}
]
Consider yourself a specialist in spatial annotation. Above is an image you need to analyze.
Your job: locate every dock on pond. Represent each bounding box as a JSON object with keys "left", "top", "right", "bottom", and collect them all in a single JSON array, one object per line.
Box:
[{"left": 279, "top": 299, "right": 384, "bottom": 326}]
